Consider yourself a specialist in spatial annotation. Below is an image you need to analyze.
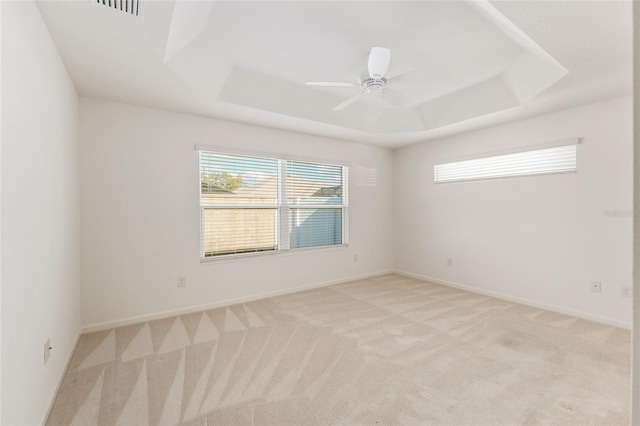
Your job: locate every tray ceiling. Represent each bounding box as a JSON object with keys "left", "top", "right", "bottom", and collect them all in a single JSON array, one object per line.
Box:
[{"left": 36, "top": 0, "right": 632, "bottom": 148}]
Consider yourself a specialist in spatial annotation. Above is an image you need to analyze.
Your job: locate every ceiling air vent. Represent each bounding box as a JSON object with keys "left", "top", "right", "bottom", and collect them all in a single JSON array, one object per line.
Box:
[{"left": 94, "top": 0, "right": 143, "bottom": 18}]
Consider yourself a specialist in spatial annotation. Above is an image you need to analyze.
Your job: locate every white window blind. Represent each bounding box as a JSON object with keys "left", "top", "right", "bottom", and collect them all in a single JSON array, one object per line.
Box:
[
  {"left": 200, "top": 153, "right": 279, "bottom": 257},
  {"left": 199, "top": 150, "right": 348, "bottom": 259},
  {"left": 287, "top": 161, "right": 347, "bottom": 249},
  {"left": 434, "top": 142, "right": 578, "bottom": 183}
]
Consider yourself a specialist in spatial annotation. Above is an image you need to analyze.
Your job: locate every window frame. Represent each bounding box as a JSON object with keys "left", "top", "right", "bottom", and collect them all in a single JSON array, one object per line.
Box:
[
  {"left": 286, "top": 160, "right": 348, "bottom": 251},
  {"left": 198, "top": 146, "right": 349, "bottom": 262}
]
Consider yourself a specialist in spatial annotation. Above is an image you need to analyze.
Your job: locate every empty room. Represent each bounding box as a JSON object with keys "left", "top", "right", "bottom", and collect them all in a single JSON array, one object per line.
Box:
[{"left": 2, "top": 0, "right": 637, "bottom": 424}]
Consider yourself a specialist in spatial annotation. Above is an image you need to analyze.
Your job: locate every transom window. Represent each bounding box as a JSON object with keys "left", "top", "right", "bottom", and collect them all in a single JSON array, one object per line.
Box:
[
  {"left": 199, "top": 149, "right": 348, "bottom": 259},
  {"left": 434, "top": 139, "right": 578, "bottom": 184}
]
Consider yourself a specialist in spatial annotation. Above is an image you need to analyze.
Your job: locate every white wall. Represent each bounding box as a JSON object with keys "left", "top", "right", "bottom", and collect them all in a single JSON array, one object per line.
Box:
[
  {"left": 79, "top": 98, "right": 394, "bottom": 329},
  {"left": 394, "top": 96, "right": 633, "bottom": 327},
  {"left": 1, "top": 2, "right": 81, "bottom": 424},
  {"left": 1, "top": 3, "right": 4, "bottom": 422},
  {"left": 631, "top": 2, "right": 639, "bottom": 421}
]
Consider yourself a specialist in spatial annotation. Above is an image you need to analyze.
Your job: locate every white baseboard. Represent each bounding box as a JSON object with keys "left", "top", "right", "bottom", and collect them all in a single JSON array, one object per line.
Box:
[
  {"left": 82, "top": 270, "right": 394, "bottom": 333},
  {"left": 42, "top": 331, "right": 82, "bottom": 425},
  {"left": 394, "top": 270, "right": 632, "bottom": 330}
]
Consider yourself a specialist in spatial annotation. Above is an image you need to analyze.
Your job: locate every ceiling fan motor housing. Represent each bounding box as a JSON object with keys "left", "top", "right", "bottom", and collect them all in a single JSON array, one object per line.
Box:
[{"left": 362, "top": 77, "right": 387, "bottom": 93}]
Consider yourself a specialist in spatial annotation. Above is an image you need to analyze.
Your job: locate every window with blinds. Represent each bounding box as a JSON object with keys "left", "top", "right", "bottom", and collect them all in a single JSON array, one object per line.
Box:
[
  {"left": 199, "top": 150, "right": 348, "bottom": 259},
  {"left": 287, "top": 161, "right": 346, "bottom": 249},
  {"left": 434, "top": 141, "right": 578, "bottom": 184},
  {"left": 200, "top": 153, "right": 279, "bottom": 257}
]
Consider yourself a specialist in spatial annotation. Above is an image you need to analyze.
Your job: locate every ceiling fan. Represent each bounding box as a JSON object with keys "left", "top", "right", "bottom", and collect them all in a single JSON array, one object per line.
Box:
[{"left": 306, "top": 47, "right": 445, "bottom": 111}]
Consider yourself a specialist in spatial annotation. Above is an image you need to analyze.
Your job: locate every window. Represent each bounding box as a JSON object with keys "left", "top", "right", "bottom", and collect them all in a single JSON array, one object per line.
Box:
[
  {"left": 434, "top": 139, "right": 578, "bottom": 183},
  {"left": 287, "top": 161, "right": 345, "bottom": 249},
  {"left": 199, "top": 149, "right": 348, "bottom": 259}
]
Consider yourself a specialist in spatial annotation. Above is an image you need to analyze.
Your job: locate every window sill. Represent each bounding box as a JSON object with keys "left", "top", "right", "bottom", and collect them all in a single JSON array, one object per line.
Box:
[{"left": 199, "top": 243, "right": 349, "bottom": 265}]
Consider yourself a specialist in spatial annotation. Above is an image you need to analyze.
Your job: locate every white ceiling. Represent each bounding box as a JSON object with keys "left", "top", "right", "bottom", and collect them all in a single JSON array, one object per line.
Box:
[{"left": 36, "top": 0, "right": 632, "bottom": 148}]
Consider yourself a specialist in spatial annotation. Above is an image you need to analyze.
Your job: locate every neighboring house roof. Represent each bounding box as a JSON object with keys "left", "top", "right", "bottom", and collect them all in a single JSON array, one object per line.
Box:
[
  {"left": 204, "top": 175, "right": 340, "bottom": 200},
  {"left": 234, "top": 175, "right": 334, "bottom": 198},
  {"left": 201, "top": 183, "right": 235, "bottom": 194},
  {"left": 312, "top": 185, "right": 342, "bottom": 198}
]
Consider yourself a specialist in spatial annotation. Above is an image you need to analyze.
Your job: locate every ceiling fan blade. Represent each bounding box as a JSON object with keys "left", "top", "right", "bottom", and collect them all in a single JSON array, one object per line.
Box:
[
  {"left": 388, "top": 65, "right": 449, "bottom": 86},
  {"left": 306, "top": 82, "right": 358, "bottom": 87},
  {"left": 380, "top": 88, "right": 408, "bottom": 107},
  {"left": 333, "top": 91, "right": 366, "bottom": 111},
  {"left": 368, "top": 47, "right": 391, "bottom": 79}
]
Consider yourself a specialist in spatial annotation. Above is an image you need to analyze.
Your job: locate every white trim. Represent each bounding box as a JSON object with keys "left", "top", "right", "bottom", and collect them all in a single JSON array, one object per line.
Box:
[
  {"left": 81, "top": 268, "right": 630, "bottom": 333},
  {"left": 195, "top": 143, "right": 350, "bottom": 167},
  {"left": 285, "top": 243, "right": 349, "bottom": 256},
  {"left": 81, "top": 269, "right": 390, "bottom": 333},
  {"left": 198, "top": 150, "right": 204, "bottom": 258},
  {"left": 201, "top": 205, "right": 278, "bottom": 209},
  {"left": 433, "top": 137, "right": 580, "bottom": 165},
  {"left": 393, "top": 270, "right": 631, "bottom": 330},
  {"left": 199, "top": 243, "right": 349, "bottom": 264},
  {"left": 342, "top": 166, "right": 349, "bottom": 245},
  {"left": 278, "top": 159, "right": 289, "bottom": 251},
  {"left": 42, "top": 333, "right": 82, "bottom": 425},
  {"left": 288, "top": 205, "right": 345, "bottom": 209}
]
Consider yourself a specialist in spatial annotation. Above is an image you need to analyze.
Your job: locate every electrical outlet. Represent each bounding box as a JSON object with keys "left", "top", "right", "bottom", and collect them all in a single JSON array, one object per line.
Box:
[
  {"left": 178, "top": 277, "right": 186, "bottom": 288},
  {"left": 353, "top": 254, "right": 358, "bottom": 262},
  {"left": 44, "top": 338, "right": 52, "bottom": 365},
  {"left": 621, "top": 286, "right": 632, "bottom": 298},
  {"left": 447, "top": 258, "right": 453, "bottom": 267},
  {"left": 591, "top": 281, "right": 601, "bottom": 293}
]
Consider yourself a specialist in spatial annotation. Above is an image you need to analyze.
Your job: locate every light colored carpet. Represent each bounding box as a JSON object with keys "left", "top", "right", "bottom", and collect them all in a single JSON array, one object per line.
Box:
[{"left": 47, "top": 273, "right": 630, "bottom": 425}]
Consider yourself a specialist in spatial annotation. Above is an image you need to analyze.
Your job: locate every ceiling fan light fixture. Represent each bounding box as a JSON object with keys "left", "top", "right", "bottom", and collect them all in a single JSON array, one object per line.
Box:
[{"left": 368, "top": 47, "right": 391, "bottom": 79}]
